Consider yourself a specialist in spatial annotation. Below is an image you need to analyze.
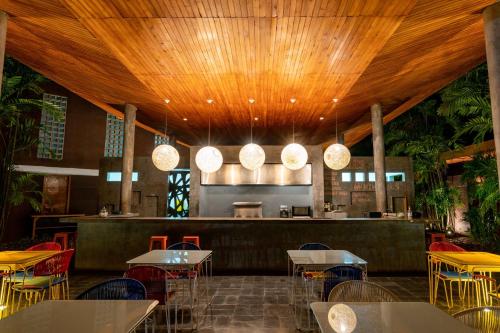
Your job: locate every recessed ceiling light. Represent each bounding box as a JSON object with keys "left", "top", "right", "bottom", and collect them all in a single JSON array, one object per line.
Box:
[
  {"left": 164, "top": 99, "right": 170, "bottom": 104},
  {"left": 290, "top": 98, "right": 297, "bottom": 104},
  {"left": 183, "top": 118, "right": 188, "bottom": 121},
  {"left": 249, "top": 98, "right": 255, "bottom": 104},
  {"left": 207, "top": 99, "right": 214, "bottom": 104},
  {"left": 254, "top": 117, "right": 259, "bottom": 121},
  {"left": 332, "top": 98, "right": 339, "bottom": 103},
  {"left": 319, "top": 117, "right": 324, "bottom": 120}
]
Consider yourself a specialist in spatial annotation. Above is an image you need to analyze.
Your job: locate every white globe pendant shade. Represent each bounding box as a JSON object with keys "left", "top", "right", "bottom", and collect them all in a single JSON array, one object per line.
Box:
[
  {"left": 151, "top": 144, "right": 179, "bottom": 171},
  {"left": 195, "top": 146, "right": 223, "bottom": 173},
  {"left": 328, "top": 304, "right": 357, "bottom": 333},
  {"left": 239, "top": 143, "right": 266, "bottom": 170},
  {"left": 324, "top": 143, "right": 351, "bottom": 170},
  {"left": 281, "top": 143, "right": 308, "bottom": 170}
]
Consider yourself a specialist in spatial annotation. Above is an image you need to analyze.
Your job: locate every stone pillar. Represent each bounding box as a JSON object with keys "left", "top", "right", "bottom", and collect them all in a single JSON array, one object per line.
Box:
[
  {"left": 0, "top": 12, "right": 8, "bottom": 93},
  {"left": 484, "top": 3, "right": 500, "bottom": 188},
  {"left": 120, "top": 104, "right": 137, "bottom": 215},
  {"left": 371, "top": 103, "right": 387, "bottom": 212}
]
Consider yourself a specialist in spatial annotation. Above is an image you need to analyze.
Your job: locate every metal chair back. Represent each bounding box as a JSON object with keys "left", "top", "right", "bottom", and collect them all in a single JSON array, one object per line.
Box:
[
  {"left": 453, "top": 306, "right": 500, "bottom": 332},
  {"left": 33, "top": 249, "right": 74, "bottom": 277},
  {"left": 429, "top": 241, "right": 466, "bottom": 252},
  {"left": 298, "top": 243, "right": 331, "bottom": 250},
  {"left": 76, "top": 278, "right": 146, "bottom": 300},
  {"left": 26, "top": 242, "right": 62, "bottom": 251},
  {"left": 124, "top": 266, "right": 171, "bottom": 305},
  {"left": 323, "top": 265, "right": 363, "bottom": 301},
  {"left": 328, "top": 280, "right": 399, "bottom": 302}
]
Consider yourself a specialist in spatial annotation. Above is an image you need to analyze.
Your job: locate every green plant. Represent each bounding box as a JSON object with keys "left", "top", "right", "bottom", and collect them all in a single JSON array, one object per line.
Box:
[
  {"left": 0, "top": 58, "right": 60, "bottom": 240},
  {"left": 462, "top": 155, "right": 499, "bottom": 248}
]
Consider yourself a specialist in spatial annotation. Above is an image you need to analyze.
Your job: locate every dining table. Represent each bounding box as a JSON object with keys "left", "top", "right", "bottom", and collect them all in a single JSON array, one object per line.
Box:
[
  {"left": 287, "top": 250, "right": 368, "bottom": 331},
  {"left": 126, "top": 249, "right": 213, "bottom": 330},
  {"left": 311, "top": 302, "right": 475, "bottom": 332},
  {"left": 0, "top": 300, "right": 158, "bottom": 332},
  {"left": 427, "top": 251, "right": 500, "bottom": 305},
  {"left": 0, "top": 250, "right": 60, "bottom": 317}
]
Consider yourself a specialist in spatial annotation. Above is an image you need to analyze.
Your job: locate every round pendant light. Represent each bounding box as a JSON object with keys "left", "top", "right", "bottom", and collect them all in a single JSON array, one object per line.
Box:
[
  {"left": 324, "top": 143, "right": 351, "bottom": 170},
  {"left": 239, "top": 98, "right": 265, "bottom": 170},
  {"left": 327, "top": 304, "right": 357, "bottom": 333},
  {"left": 195, "top": 99, "right": 223, "bottom": 173},
  {"left": 152, "top": 144, "right": 180, "bottom": 171},
  {"left": 324, "top": 98, "right": 351, "bottom": 170},
  {"left": 195, "top": 145, "right": 223, "bottom": 173},
  {"left": 240, "top": 143, "right": 265, "bottom": 170},
  {"left": 281, "top": 143, "right": 308, "bottom": 170},
  {"left": 152, "top": 99, "right": 180, "bottom": 171},
  {"left": 281, "top": 98, "right": 308, "bottom": 170}
]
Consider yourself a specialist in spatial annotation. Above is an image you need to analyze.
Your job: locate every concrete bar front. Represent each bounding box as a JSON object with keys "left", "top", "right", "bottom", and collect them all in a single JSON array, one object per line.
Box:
[{"left": 66, "top": 217, "right": 426, "bottom": 274}]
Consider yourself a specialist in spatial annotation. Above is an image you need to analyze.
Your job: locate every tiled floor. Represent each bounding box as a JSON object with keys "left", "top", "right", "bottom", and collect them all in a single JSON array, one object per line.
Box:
[{"left": 68, "top": 272, "right": 461, "bottom": 332}]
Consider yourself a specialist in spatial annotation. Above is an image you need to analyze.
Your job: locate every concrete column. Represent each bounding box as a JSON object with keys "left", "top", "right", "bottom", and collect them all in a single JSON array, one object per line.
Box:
[
  {"left": 484, "top": 3, "right": 500, "bottom": 188},
  {"left": 120, "top": 104, "right": 137, "bottom": 215},
  {"left": 371, "top": 103, "right": 387, "bottom": 212},
  {"left": 0, "top": 12, "right": 8, "bottom": 93}
]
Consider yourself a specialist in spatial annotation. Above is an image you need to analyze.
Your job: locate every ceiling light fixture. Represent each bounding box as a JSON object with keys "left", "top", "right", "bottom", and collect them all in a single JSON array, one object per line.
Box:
[
  {"left": 324, "top": 98, "right": 351, "bottom": 170},
  {"left": 195, "top": 99, "right": 223, "bottom": 173},
  {"left": 281, "top": 98, "right": 308, "bottom": 170},
  {"left": 239, "top": 98, "right": 266, "bottom": 170},
  {"left": 151, "top": 99, "right": 180, "bottom": 171}
]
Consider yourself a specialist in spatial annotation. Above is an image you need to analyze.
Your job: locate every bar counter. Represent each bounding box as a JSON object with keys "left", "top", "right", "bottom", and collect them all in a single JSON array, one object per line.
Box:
[{"left": 64, "top": 217, "right": 427, "bottom": 273}]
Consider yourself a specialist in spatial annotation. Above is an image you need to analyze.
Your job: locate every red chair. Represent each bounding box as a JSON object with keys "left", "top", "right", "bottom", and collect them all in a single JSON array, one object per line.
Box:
[
  {"left": 12, "top": 249, "right": 74, "bottom": 310},
  {"left": 149, "top": 236, "right": 168, "bottom": 251},
  {"left": 429, "top": 241, "right": 466, "bottom": 252},
  {"left": 26, "top": 242, "right": 61, "bottom": 251},
  {"left": 429, "top": 241, "right": 471, "bottom": 308},
  {"left": 182, "top": 236, "right": 200, "bottom": 248},
  {"left": 124, "top": 266, "right": 177, "bottom": 331}
]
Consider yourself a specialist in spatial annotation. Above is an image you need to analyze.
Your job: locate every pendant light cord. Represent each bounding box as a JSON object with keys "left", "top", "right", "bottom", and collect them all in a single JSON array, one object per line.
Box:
[
  {"left": 165, "top": 100, "right": 169, "bottom": 144},
  {"left": 250, "top": 100, "right": 254, "bottom": 143}
]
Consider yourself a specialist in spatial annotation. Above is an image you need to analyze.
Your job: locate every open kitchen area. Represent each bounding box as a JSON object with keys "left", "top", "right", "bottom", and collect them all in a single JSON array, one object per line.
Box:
[{"left": 66, "top": 145, "right": 424, "bottom": 275}]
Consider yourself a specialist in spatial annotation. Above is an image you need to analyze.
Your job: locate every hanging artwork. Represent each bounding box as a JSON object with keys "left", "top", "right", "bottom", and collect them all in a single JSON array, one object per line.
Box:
[{"left": 168, "top": 170, "right": 190, "bottom": 217}]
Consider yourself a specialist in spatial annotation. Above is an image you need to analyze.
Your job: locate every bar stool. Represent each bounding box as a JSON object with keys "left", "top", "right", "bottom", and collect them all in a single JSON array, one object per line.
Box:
[
  {"left": 182, "top": 236, "right": 200, "bottom": 248},
  {"left": 149, "top": 236, "right": 168, "bottom": 251},
  {"left": 53, "top": 232, "right": 77, "bottom": 250}
]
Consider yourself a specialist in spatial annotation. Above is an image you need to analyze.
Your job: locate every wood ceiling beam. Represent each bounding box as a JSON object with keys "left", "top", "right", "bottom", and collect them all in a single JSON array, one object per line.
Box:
[{"left": 440, "top": 140, "right": 496, "bottom": 164}]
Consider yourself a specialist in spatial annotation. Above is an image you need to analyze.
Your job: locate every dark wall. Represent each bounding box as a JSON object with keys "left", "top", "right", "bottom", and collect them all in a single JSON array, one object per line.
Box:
[
  {"left": 6, "top": 82, "right": 165, "bottom": 241},
  {"left": 15, "top": 83, "right": 156, "bottom": 169}
]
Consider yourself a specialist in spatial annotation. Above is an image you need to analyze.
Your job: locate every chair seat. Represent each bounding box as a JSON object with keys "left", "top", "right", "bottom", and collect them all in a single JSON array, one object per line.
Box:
[
  {"left": 438, "top": 271, "right": 473, "bottom": 280},
  {"left": 12, "top": 276, "right": 66, "bottom": 290}
]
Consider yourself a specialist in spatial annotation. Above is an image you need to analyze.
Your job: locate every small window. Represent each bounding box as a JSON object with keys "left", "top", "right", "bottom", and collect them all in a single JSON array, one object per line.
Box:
[
  {"left": 355, "top": 172, "right": 365, "bottom": 182},
  {"left": 104, "top": 114, "right": 124, "bottom": 157},
  {"left": 37, "top": 93, "right": 67, "bottom": 160},
  {"left": 106, "top": 172, "right": 139, "bottom": 182},
  {"left": 368, "top": 172, "right": 376, "bottom": 182},
  {"left": 341, "top": 172, "right": 351, "bottom": 182},
  {"left": 386, "top": 172, "right": 406, "bottom": 182},
  {"left": 154, "top": 134, "right": 169, "bottom": 147}
]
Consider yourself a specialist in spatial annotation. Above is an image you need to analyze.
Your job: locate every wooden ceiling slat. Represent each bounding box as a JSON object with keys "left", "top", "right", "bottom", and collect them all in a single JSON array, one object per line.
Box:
[{"left": 1, "top": 0, "right": 493, "bottom": 145}]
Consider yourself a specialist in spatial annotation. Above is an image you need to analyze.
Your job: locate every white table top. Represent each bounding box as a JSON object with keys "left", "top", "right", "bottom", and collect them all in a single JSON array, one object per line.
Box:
[
  {"left": 127, "top": 250, "right": 212, "bottom": 266},
  {"left": 310, "top": 302, "right": 474, "bottom": 333},
  {"left": 0, "top": 300, "right": 158, "bottom": 333},
  {"left": 287, "top": 250, "right": 367, "bottom": 266}
]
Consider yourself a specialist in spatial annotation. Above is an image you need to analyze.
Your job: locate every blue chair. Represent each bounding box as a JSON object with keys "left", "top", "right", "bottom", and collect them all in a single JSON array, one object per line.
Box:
[
  {"left": 167, "top": 242, "right": 201, "bottom": 250},
  {"left": 299, "top": 243, "right": 331, "bottom": 250},
  {"left": 76, "top": 278, "right": 146, "bottom": 300},
  {"left": 322, "top": 265, "right": 363, "bottom": 301}
]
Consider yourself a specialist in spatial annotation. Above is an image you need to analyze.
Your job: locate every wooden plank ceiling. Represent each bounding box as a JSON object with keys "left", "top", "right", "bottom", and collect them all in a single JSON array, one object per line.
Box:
[{"left": 0, "top": 0, "right": 494, "bottom": 146}]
